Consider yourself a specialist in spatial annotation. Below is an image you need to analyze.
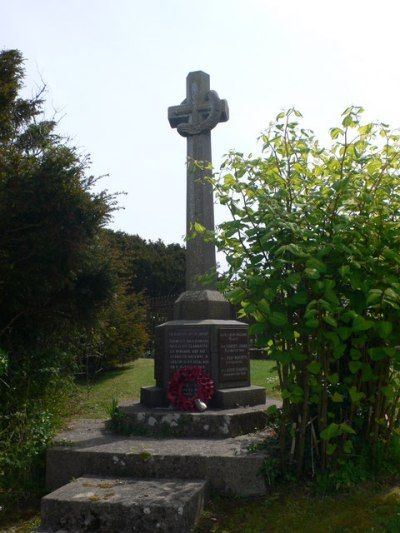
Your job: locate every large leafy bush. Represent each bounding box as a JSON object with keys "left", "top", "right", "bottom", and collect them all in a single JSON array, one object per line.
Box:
[{"left": 213, "top": 107, "right": 400, "bottom": 477}]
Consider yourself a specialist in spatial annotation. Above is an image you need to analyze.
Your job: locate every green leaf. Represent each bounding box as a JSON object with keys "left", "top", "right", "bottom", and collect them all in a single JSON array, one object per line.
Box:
[
  {"left": 332, "top": 392, "right": 344, "bottom": 402},
  {"left": 367, "top": 159, "right": 381, "bottom": 174},
  {"left": 304, "top": 268, "right": 320, "bottom": 280},
  {"left": 307, "top": 361, "right": 321, "bottom": 374},
  {"left": 328, "top": 373, "right": 339, "bottom": 385},
  {"left": 223, "top": 174, "right": 236, "bottom": 186},
  {"left": 350, "top": 348, "right": 361, "bottom": 360},
  {"left": 337, "top": 327, "right": 352, "bottom": 340},
  {"left": 269, "top": 311, "right": 288, "bottom": 327},
  {"left": 341, "top": 310, "right": 357, "bottom": 323},
  {"left": 248, "top": 323, "right": 266, "bottom": 336},
  {"left": 366, "top": 289, "right": 382, "bottom": 305},
  {"left": 344, "top": 440, "right": 353, "bottom": 454},
  {"left": 349, "top": 361, "right": 362, "bottom": 374},
  {"left": 382, "top": 288, "right": 400, "bottom": 309},
  {"left": 273, "top": 351, "right": 292, "bottom": 364},
  {"left": 333, "top": 344, "right": 346, "bottom": 359},
  {"left": 323, "top": 315, "right": 338, "bottom": 328},
  {"left": 305, "top": 319, "right": 319, "bottom": 329},
  {"left": 367, "top": 346, "right": 388, "bottom": 361},
  {"left": 352, "top": 316, "right": 373, "bottom": 331},
  {"left": 305, "top": 258, "right": 327, "bottom": 273},
  {"left": 252, "top": 310, "right": 265, "bottom": 323},
  {"left": 225, "top": 288, "right": 246, "bottom": 305},
  {"left": 330, "top": 127, "right": 344, "bottom": 139},
  {"left": 375, "top": 321, "right": 392, "bottom": 339},
  {"left": 349, "top": 386, "right": 365, "bottom": 403},
  {"left": 320, "top": 423, "right": 340, "bottom": 441},
  {"left": 382, "top": 385, "right": 395, "bottom": 400},
  {"left": 193, "top": 222, "right": 205, "bottom": 233},
  {"left": 340, "top": 423, "right": 356, "bottom": 435},
  {"left": 361, "top": 363, "right": 375, "bottom": 382},
  {"left": 327, "top": 443, "right": 337, "bottom": 455},
  {"left": 266, "top": 404, "right": 279, "bottom": 415},
  {"left": 257, "top": 298, "right": 271, "bottom": 315},
  {"left": 291, "top": 291, "right": 308, "bottom": 305},
  {"left": 276, "top": 243, "right": 308, "bottom": 257}
]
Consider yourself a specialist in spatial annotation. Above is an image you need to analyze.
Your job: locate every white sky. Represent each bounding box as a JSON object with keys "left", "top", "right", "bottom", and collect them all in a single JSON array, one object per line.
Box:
[{"left": 2, "top": 0, "right": 400, "bottom": 247}]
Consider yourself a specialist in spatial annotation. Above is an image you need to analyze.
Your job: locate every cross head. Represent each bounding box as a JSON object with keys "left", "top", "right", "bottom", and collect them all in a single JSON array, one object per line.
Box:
[{"left": 168, "top": 71, "right": 229, "bottom": 137}]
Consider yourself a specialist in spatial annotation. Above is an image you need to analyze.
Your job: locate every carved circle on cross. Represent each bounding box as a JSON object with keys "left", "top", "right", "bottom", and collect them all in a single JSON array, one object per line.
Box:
[{"left": 177, "top": 90, "right": 222, "bottom": 137}]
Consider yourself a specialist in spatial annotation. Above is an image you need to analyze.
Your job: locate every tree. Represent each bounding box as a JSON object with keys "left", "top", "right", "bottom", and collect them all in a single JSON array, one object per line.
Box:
[
  {"left": 212, "top": 107, "right": 400, "bottom": 479},
  {"left": 0, "top": 50, "right": 117, "bottom": 349},
  {"left": 105, "top": 230, "right": 185, "bottom": 297},
  {"left": 0, "top": 49, "right": 116, "bottom": 507}
]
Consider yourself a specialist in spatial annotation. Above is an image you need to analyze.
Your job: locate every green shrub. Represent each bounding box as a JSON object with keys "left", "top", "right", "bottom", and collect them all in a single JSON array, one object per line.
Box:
[
  {"left": 0, "top": 49, "right": 116, "bottom": 512},
  {"left": 0, "top": 350, "right": 75, "bottom": 512},
  {"left": 212, "top": 107, "right": 400, "bottom": 478}
]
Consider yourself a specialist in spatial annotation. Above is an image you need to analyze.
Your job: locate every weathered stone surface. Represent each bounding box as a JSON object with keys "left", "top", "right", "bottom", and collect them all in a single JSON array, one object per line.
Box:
[
  {"left": 46, "top": 420, "right": 274, "bottom": 496},
  {"left": 173, "top": 290, "right": 231, "bottom": 320},
  {"left": 39, "top": 476, "right": 206, "bottom": 533},
  {"left": 140, "top": 384, "right": 267, "bottom": 410},
  {"left": 150, "top": 319, "right": 269, "bottom": 409},
  {"left": 168, "top": 71, "right": 228, "bottom": 292},
  {"left": 117, "top": 400, "right": 276, "bottom": 438},
  {"left": 140, "top": 386, "right": 169, "bottom": 408},
  {"left": 210, "top": 386, "right": 267, "bottom": 409},
  {"left": 152, "top": 319, "right": 256, "bottom": 406}
]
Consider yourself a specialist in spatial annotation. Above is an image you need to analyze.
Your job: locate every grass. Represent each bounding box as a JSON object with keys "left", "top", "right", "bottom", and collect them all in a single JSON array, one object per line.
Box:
[
  {"left": 4, "top": 358, "right": 400, "bottom": 532},
  {"left": 198, "top": 484, "right": 400, "bottom": 532},
  {"left": 72, "top": 357, "right": 156, "bottom": 418},
  {"left": 71, "top": 357, "right": 279, "bottom": 419},
  {"left": 0, "top": 512, "right": 41, "bottom": 533}
]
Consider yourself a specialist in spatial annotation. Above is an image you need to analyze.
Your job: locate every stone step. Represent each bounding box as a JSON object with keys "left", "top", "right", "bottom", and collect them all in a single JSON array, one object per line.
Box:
[
  {"left": 38, "top": 476, "right": 206, "bottom": 533},
  {"left": 116, "top": 399, "right": 278, "bottom": 438},
  {"left": 46, "top": 420, "right": 272, "bottom": 497}
]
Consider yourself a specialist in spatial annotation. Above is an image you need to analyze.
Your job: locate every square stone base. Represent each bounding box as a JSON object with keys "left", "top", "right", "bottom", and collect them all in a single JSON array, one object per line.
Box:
[
  {"left": 210, "top": 385, "right": 266, "bottom": 409},
  {"left": 140, "top": 385, "right": 169, "bottom": 408},
  {"left": 140, "top": 385, "right": 266, "bottom": 409}
]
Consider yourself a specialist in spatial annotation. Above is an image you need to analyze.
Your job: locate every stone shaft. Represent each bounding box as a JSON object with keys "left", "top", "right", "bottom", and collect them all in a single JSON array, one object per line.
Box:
[
  {"left": 168, "top": 71, "right": 228, "bottom": 291},
  {"left": 186, "top": 131, "right": 215, "bottom": 290}
]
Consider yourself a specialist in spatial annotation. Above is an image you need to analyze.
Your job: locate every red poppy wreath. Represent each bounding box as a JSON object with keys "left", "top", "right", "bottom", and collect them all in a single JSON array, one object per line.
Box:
[{"left": 167, "top": 366, "right": 215, "bottom": 411}]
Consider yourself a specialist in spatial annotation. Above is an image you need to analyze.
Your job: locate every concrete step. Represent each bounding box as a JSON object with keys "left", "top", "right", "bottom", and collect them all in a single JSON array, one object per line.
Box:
[
  {"left": 116, "top": 399, "right": 278, "bottom": 438},
  {"left": 39, "top": 476, "right": 207, "bottom": 533},
  {"left": 46, "top": 419, "right": 272, "bottom": 496}
]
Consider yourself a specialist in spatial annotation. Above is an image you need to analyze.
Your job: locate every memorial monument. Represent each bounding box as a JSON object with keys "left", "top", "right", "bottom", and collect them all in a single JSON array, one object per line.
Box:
[
  {"left": 37, "top": 72, "right": 275, "bottom": 533},
  {"left": 141, "top": 71, "right": 266, "bottom": 409}
]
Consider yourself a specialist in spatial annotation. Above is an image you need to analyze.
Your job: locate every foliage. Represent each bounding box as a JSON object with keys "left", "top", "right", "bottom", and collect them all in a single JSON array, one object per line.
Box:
[
  {"left": 104, "top": 230, "right": 185, "bottom": 298},
  {"left": 0, "top": 50, "right": 117, "bottom": 349},
  {"left": 0, "top": 49, "right": 117, "bottom": 512},
  {"left": 72, "top": 281, "right": 149, "bottom": 374},
  {"left": 212, "top": 107, "right": 400, "bottom": 477}
]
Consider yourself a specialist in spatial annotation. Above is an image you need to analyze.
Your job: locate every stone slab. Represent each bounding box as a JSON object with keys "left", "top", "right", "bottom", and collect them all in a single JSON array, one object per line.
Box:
[
  {"left": 210, "top": 385, "right": 267, "bottom": 409},
  {"left": 46, "top": 419, "right": 275, "bottom": 496},
  {"left": 117, "top": 399, "right": 276, "bottom": 438},
  {"left": 39, "top": 476, "right": 206, "bottom": 533}
]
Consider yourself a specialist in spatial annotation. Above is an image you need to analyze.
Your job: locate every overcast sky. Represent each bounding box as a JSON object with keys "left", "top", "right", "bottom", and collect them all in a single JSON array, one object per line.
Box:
[{"left": 2, "top": 0, "right": 400, "bottom": 248}]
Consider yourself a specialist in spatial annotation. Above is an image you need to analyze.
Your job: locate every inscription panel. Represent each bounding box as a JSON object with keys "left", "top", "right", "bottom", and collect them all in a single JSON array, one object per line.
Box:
[
  {"left": 219, "top": 328, "right": 249, "bottom": 383},
  {"left": 167, "top": 326, "right": 210, "bottom": 377}
]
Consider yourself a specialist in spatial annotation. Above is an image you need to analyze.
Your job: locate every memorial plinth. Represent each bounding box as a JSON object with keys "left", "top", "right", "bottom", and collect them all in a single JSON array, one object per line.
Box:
[{"left": 140, "top": 71, "right": 265, "bottom": 410}]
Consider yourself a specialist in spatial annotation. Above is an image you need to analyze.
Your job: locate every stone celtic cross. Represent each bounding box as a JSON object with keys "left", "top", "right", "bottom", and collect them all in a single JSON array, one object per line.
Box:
[{"left": 168, "top": 71, "right": 229, "bottom": 291}]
